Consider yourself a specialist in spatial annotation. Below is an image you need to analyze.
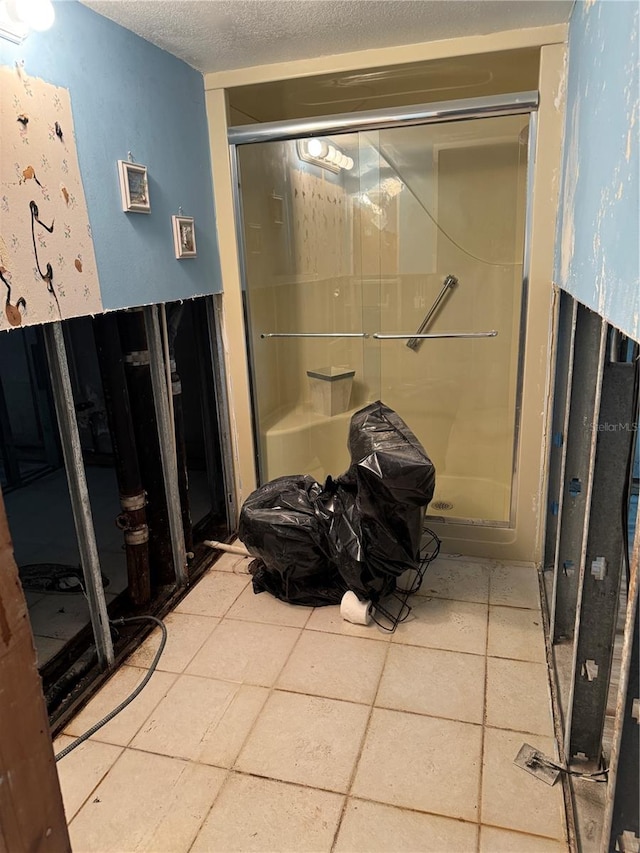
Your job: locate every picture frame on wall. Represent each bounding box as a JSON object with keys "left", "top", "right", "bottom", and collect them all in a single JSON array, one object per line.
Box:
[
  {"left": 118, "top": 160, "right": 150, "bottom": 213},
  {"left": 172, "top": 215, "right": 197, "bottom": 259}
]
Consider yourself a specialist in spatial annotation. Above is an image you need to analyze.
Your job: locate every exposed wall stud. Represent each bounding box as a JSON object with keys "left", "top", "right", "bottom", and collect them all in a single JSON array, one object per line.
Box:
[
  {"left": 603, "top": 503, "right": 639, "bottom": 849},
  {"left": 143, "top": 304, "right": 188, "bottom": 586},
  {"left": 549, "top": 295, "right": 578, "bottom": 626},
  {"left": 565, "top": 358, "right": 635, "bottom": 760},
  {"left": 551, "top": 306, "right": 607, "bottom": 643},
  {"left": 43, "top": 322, "right": 114, "bottom": 667}
]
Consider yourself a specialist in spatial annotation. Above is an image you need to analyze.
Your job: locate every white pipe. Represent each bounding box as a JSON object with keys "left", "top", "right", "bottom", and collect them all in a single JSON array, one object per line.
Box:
[{"left": 205, "top": 539, "right": 250, "bottom": 557}]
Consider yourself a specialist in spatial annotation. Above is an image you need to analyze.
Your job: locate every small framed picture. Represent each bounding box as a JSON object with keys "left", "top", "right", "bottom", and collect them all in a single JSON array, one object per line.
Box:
[
  {"left": 172, "top": 215, "right": 197, "bottom": 259},
  {"left": 118, "top": 160, "right": 150, "bottom": 213}
]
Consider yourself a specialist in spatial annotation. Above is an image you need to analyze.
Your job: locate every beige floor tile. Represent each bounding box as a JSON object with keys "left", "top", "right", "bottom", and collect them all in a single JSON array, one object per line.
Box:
[
  {"left": 335, "top": 798, "right": 478, "bottom": 852},
  {"left": 54, "top": 736, "right": 123, "bottom": 821},
  {"left": 486, "top": 658, "right": 553, "bottom": 736},
  {"left": 191, "top": 773, "right": 343, "bottom": 853},
  {"left": 235, "top": 690, "right": 369, "bottom": 792},
  {"left": 126, "top": 612, "right": 220, "bottom": 673},
  {"left": 55, "top": 545, "right": 561, "bottom": 853},
  {"left": 306, "top": 604, "right": 392, "bottom": 641},
  {"left": 210, "top": 553, "right": 253, "bottom": 575},
  {"left": 236, "top": 556, "right": 253, "bottom": 574},
  {"left": 131, "top": 675, "right": 268, "bottom": 767},
  {"left": 481, "top": 727, "right": 567, "bottom": 839},
  {"left": 376, "top": 644, "right": 485, "bottom": 724},
  {"left": 64, "top": 666, "right": 177, "bottom": 746},
  {"left": 418, "top": 557, "right": 490, "bottom": 603},
  {"left": 277, "top": 631, "right": 388, "bottom": 704},
  {"left": 174, "top": 571, "right": 249, "bottom": 617},
  {"left": 480, "top": 825, "right": 568, "bottom": 852},
  {"left": 186, "top": 619, "right": 301, "bottom": 686},
  {"left": 392, "top": 597, "right": 488, "bottom": 655},
  {"left": 490, "top": 564, "right": 541, "bottom": 610},
  {"left": 211, "top": 552, "right": 241, "bottom": 572},
  {"left": 488, "top": 606, "right": 546, "bottom": 663},
  {"left": 352, "top": 708, "right": 482, "bottom": 821},
  {"left": 68, "top": 749, "right": 226, "bottom": 852},
  {"left": 226, "top": 584, "right": 312, "bottom": 627}
]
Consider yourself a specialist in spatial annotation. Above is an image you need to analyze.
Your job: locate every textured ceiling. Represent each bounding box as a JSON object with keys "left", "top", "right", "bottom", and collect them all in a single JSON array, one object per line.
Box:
[{"left": 81, "top": 1, "right": 573, "bottom": 74}]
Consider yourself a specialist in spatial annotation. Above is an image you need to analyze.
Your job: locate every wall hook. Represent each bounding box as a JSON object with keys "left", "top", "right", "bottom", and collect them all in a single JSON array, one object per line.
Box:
[{"left": 127, "top": 151, "right": 134, "bottom": 163}]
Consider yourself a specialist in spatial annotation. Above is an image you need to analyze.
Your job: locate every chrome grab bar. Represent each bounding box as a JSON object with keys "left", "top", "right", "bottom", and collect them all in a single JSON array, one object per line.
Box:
[
  {"left": 260, "top": 330, "right": 497, "bottom": 340},
  {"left": 260, "top": 332, "right": 369, "bottom": 339},
  {"left": 407, "top": 274, "right": 458, "bottom": 351},
  {"left": 374, "top": 331, "right": 498, "bottom": 340}
]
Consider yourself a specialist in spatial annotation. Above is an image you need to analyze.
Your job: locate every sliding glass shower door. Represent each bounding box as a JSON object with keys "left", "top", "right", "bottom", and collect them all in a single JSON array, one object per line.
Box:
[{"left": 234, "top": 104, "right": 531, "bottom": 525}]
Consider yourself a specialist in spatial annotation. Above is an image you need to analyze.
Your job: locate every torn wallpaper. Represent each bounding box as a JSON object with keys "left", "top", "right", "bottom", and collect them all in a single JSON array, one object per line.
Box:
[{"left": 0, "top": 65, "right": 102, "bottom": 331}]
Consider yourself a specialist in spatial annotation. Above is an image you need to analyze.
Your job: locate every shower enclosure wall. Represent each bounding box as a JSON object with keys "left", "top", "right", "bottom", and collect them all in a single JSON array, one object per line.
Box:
[{"left": 233, "top": 98, "right": 533, "bottom": 527}]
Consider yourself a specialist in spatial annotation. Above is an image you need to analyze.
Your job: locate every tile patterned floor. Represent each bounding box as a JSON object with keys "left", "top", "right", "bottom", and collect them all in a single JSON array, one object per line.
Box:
[{"left": 55, "top": 553, "right": 569, "bottom": 852}]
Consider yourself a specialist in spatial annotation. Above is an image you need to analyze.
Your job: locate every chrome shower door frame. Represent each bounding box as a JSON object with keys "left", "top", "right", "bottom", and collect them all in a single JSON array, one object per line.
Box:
[{"left": 229, "top": 91, "right": 539, "bottom": 526}]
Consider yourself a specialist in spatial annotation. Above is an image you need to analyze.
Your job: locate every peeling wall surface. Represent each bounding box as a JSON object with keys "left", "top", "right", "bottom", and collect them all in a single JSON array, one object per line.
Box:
[
  {"left": 0, "top": 1, "right": 221, "bottom": 314},
  {"left": 555, "top": 0, "right": 639, "bottom": 342}
]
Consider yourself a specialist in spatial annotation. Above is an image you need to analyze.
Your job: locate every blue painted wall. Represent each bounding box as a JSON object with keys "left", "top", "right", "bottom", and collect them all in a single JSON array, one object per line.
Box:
[
  {"left": 0, "top": 1, "right": 221, "bottom": 312},
  {"left": 555, "top": 0, "right": 639, "bottom": 342}
]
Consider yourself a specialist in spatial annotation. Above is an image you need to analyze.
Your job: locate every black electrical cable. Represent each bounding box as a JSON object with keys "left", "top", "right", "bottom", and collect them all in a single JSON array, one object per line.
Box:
[
  {"left": 54, "top": 615, "right": 167, "bottom": 762},
  {"left": 371, "top": 527, "right": 441, "bottom": 632},
  {"left": 538, "top": 754, "right": 609, "bottom": 782}
]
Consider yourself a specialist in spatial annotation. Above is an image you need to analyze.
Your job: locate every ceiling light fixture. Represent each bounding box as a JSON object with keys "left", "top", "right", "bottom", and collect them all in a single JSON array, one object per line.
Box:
[
  {"left": 297, "top": 138, "right": 354, "bottom": 174},
  {"left": 0, "top": 0, "right": 55, "bottom": 43}
]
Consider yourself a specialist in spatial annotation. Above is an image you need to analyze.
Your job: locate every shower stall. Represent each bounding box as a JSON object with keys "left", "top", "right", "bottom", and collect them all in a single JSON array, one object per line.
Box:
[{"left": 231, "top": 93, "right": 535, "bottom": 528}]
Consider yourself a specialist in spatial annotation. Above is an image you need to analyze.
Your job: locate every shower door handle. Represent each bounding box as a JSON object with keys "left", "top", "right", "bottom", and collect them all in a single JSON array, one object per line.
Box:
[
  {"left": 407, "top": 274, "right": 458, "bottom": 350},
  {"left": 260, "top": 332, "right": 369, "bottom": 339},
  {"left": 373, "top": 331, "right": 498, "bottom": 340}
]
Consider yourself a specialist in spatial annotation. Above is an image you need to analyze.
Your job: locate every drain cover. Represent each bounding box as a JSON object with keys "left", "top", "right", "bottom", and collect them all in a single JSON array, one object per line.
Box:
[{"left": 432, "top": 500, "right": 453, "bottom": 511}]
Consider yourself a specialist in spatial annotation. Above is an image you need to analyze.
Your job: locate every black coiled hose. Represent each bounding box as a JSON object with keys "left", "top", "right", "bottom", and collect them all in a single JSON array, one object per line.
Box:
[{"left": 55, "top": 615, "right": 167, "bottom": 762}]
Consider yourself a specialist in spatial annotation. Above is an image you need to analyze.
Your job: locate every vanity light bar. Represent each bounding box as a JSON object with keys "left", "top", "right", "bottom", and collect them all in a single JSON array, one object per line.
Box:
[{"left": 297, "top": 139, "right": 354, "bottom": 173}]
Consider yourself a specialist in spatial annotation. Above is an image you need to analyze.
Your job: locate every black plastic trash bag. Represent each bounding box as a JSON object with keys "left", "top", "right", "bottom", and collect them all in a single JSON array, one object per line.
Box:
[
  {"left": 238, "top": 401, "right": 435, "bottom": 606},
  {"left": 319, "top": 401, "right": 436, "bottom": 601},
  {"left": 238, "top": 474, "right": 347, "bottom": 606}
]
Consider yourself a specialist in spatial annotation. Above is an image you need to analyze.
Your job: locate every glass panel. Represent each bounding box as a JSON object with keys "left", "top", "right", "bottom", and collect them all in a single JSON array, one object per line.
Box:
[
  {"left": 238, "top": 136, "right": 371, "bottom": 484},
  {"left": 364, "top": 115, "right": 528, "bottom": 523},
  {"left": 237, "top": 111, "right": 529, "bottom": 524}
]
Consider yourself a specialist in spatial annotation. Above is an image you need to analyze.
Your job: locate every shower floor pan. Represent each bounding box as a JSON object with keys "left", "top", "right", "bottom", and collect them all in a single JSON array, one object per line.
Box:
[{"left": 262, "top": 406, "right": 510, "bottom": 525}]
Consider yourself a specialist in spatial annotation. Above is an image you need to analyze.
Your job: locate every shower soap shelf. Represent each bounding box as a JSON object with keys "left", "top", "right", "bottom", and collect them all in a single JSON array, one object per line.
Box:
[{"left": 307, "top": 366, "right": 355, "bottom": 417}]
